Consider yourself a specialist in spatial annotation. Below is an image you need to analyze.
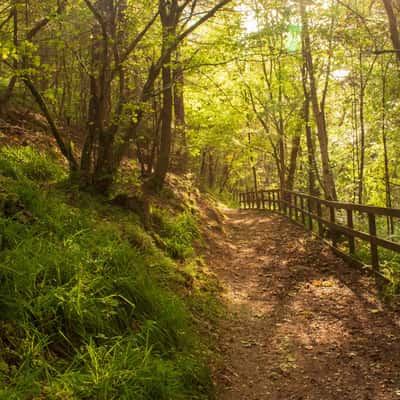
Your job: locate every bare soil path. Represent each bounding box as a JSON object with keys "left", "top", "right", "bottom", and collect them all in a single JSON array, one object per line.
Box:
[{"left": 205, "top": 208, "right": 400, "bottom": 400}]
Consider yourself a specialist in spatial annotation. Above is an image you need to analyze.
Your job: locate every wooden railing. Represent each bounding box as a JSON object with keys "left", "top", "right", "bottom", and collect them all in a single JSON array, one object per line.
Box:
[{"left": 237, "top": 189, "right": 400, "bottom": 273}]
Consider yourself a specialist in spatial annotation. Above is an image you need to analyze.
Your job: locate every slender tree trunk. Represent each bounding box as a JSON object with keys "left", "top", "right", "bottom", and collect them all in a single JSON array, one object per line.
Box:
[
  {"left": 147, "top": 0, "right": 178, "bottom": 192},
  {"left": 303, "top": 92, "right": 319, "bottom": 195},
  {"left": 285, "top": 134, "right": 301, "bottom": 192},
  {"left": 151, "top": 48, "right": 173, "bottom": 190},
  {"left": 147, "top": 98, "right": 161, "bottom": 175},
  {"left": 301, "top": 37, "right": 320, "bottom": 196},
  {"left": 278, "top": 124, "right": 286, "bottom": 201},
  {"left": 173, "top": 50, "right": 189, "bottom": 172},
  {"left": 304, "top": 108, "right": 318, "bottom": 195},
  {"left": 382, "top": 0, "right": 400, "bottom": 64},
  {"left": 219, "top": 165, "right": 230, "bottom": 194},
  {"left": 219, "top": 155, "right": 236, "bottom": 194},
  {"left": 200, "top": 149, "right": 208, "bottom": 188},
  {"left": 22, "top": 77, "right": 78, "bottom": 172},
  {"left": 247, "top": 127, "right": 259, "bottom": 206},
  {"left": 300, "top": 0, "right": 337, "bottom": 200},
  {"left": 277, "top": 59, "right": 286, "bottom": 206},
  {"left": 0, "top": 77, "right": 17, "bottom": 116},
  {"left": 0, "top": 5, "right": 17, "bottom": 116},
  {"left": 381, "top": 59, "right": 394, "bottom": 234},
  {"left": 358, "top": 51, "right": 366, "bottom": 204},
  {"left": 208, "top": 152, "right": 216, "bottom": 188},
  {"left": 351, "top": 84, "right": 359, "bottom": 203}
]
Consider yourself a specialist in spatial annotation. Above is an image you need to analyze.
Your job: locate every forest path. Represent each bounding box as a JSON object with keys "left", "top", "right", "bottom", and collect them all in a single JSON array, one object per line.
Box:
[{"left": 205, "top": 208, "right": 400, "bottom": 400}]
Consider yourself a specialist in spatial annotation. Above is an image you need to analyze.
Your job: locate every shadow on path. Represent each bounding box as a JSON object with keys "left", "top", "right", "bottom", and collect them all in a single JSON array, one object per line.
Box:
[{"left": 205, "top": 209, "right": 400, "bottom": 400}]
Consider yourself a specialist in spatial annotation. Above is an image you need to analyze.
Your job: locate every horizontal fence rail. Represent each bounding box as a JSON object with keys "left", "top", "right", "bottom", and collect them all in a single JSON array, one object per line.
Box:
[{"left": 237, "top": 189, "right": 400, "bottom": 275}]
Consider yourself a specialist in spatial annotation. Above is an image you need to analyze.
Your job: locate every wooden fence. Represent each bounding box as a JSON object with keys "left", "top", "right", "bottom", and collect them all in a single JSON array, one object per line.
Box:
[{"left": 237, "top": 189, "right": 400, "bottom": 273}]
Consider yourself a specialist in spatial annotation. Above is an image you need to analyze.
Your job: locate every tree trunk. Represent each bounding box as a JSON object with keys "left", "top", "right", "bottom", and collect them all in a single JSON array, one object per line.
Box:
[
  {"left": 0, "top": 5, "right": 17, "bottom": 116},
  {"left": 199, "top": 149, "right": 208, "bottom": 189},
  {"left": 173, "top": 50, "right": 189, "bottom": 172},
  {"left": 358, "top": 51, "right": 366, "bottom": 204},
  {"left": 285, "top": 134, "right": 301, "bottom": 192},
  {"left": 80, "top": 0, "right": 115, "bottom": 192},
  {"left": 303, "top": 97, "right": 319, "bottom": 195},
  {"left": 278, "top": 117, "right": 286, "bottom": 205},
  {"left": 22, "top": 77, "right": 78, "bottom": 173},
  {"left": 208, "top": 152, "right": 216, "bottom": 188},
  {"left": 381, "top": 60, "right": 394, "bottom": 234},
  {"left": 382, "top": 0, "right": 400, "bottom": 64},
  {"left": 247, "top": 126, "right": 259, "bottom": 206},
  {"left": 147, "top": 0, "right": 178, "bottom": 192},
  {"left": 300, "top": 0, "right": 337, "bottom": 200}
]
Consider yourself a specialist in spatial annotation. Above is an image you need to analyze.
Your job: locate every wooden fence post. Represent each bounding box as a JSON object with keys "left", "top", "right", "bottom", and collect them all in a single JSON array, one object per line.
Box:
[
  {"left": 368, "top": 213, "right": 379, "bottom": 270},
  {"left": 300, "top": 196, "right": 306, "bottom": 226},
  {"left": 329, "top": 206, "right": 337, "bottom": 247},
  {"left": 317, "top": 201, "right": 323, "bottom": 237},
  {"left": 346, "top": 209, "right": 355, "bottom": 255},
  {"left": 277, "top": 191, "right": 281, "bottom": 212},
  {"left": 307, "top": 197, "right": 313, "bottom": 231}
]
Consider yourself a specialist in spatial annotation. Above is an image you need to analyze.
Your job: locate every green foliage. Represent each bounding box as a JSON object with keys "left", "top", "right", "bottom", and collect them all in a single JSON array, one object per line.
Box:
[
  {"left": 152, "top": 208, "right": 200, "bottom": 260},
  {"left": 380, "top": 254, "right": 400, "bottom": 296},
  {"left": 0, "top": 148, "right": 214, "bottom": 399},
  {"left": 0, "top": 146, "right": 65, "bottom": 182},
  {"left": 351, "top": 237, "right": 400, "bottom": 297},
  {"left": 208, "top": 189, "right": 238, "bottom": 209}
]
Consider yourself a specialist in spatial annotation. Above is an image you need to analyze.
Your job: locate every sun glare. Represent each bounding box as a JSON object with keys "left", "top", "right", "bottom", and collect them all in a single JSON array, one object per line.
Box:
[
  {"left": 332, "top": 69, "right": 350, "bottom": 80},
  {"left": 237, "top": 5, "right": 259, "bottom": 33}
]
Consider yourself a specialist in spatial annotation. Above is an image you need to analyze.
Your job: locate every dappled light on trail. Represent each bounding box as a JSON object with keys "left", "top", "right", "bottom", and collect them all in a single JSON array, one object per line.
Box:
[{"left": 204, "top": 209, "right": 400, "bottom": 400}]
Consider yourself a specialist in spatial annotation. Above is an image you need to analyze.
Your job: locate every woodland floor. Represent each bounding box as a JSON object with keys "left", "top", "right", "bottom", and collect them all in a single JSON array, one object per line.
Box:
[{"left": 205, "top": 209, "right": 400, "bottom": 400}]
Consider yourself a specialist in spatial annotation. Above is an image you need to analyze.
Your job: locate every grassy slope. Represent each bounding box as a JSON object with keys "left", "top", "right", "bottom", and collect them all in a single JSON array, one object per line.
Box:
[{"left": 0, "top": 146, "right": 221, "bottom": 399}]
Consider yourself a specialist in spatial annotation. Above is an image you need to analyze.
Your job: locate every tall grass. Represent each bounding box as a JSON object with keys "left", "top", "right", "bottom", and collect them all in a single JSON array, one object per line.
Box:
[
  {"left": 151, "top": 207, "right": 200, "bottom": 260},
  {"left": 0, "top": 147, "right": 215, "bottom": 399}
]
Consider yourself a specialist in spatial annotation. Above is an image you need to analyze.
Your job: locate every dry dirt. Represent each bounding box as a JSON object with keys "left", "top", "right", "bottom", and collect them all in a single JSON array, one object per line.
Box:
[{"left": 204, "top": 208, "right": 400, "bottom": 400}]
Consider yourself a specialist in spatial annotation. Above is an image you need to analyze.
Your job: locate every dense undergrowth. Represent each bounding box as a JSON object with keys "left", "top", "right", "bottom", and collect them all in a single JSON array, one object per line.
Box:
[{"left": 0, "top": 146, "right": 220, "bottom": 399}]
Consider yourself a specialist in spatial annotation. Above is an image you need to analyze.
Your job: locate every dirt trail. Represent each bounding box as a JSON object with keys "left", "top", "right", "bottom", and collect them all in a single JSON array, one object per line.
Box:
[{"left": 205, "top": 208, "right": 400, "bottom": 400}]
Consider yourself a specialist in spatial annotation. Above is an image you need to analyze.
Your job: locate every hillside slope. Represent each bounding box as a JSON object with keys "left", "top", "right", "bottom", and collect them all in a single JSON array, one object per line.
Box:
[{"left": 0, "top": 143, "right": 222, "bottom": 400}]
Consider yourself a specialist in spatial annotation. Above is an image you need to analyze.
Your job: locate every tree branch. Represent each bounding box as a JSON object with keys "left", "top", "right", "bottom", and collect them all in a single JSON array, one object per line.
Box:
[
  {"left": 27, "top": 0, "right": 67, "bottom": 40},
  {"left": 21, "top": 76, "right": 78, "bottom": 172},
  {"left": 0, "top": 8, "right": 13, "bottom": 32},
  {"left": 117, "top": 11, "right": 159, "bottom": 68},
  {"left": 143, "top": 0, "right": 231, "bottom": 99},
  {"left": 83, "top": 0, "right": 108, "bottom": 39}
]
